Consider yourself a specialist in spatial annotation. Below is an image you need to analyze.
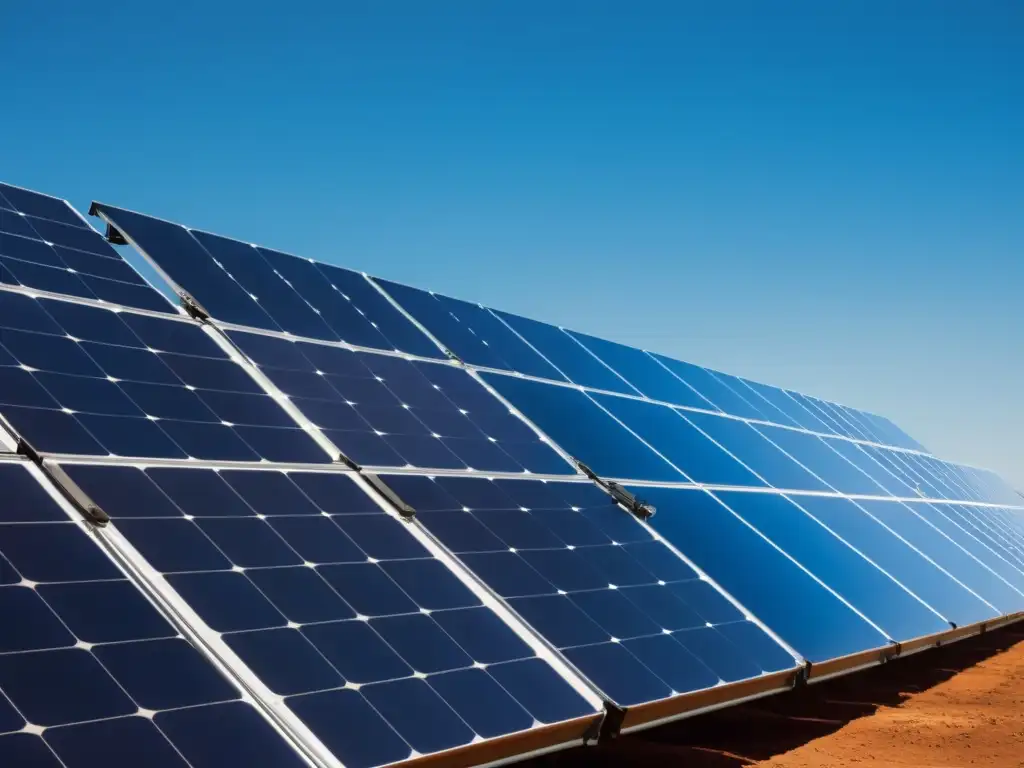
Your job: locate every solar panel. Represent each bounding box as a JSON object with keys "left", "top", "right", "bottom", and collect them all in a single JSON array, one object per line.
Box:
[
  {"left": 0, "top": 185, "right": 172, "bottom": 314},
  {"left": 55, "top": 463, "right": 601, "bottom": 767},
  {"left": 0, "top": 458, "right": 312, "bottom": 768},
  {"left": 1, "top": 183, "right": 1019, "bottom": 767},
  {"left": 0, "top": 291, "right": 328, "bottom": 463}
]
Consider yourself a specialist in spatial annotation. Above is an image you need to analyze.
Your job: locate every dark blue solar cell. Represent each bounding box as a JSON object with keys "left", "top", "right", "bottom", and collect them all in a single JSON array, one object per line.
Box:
[
  {"left": 569, "top": 332, "right": 714, "bottom": 410},
  {"left": 638, "top": 487, "right": 890, "bottom": 661},
  {"left": 674, "top": 627, "right": 763, "bottom": 682},
  {"left": 508, "top": 594, "right": 609, "bottom": 647},
  {"left": 0, "top": 523, "right": 121, "bottom": 582},
  {"left": 53, "top": 246, "right": 142, "bottom": 282},
  {"left": 83, "top": 277, "right": 173, "bottom": 313},
  {"left": 859, "top": 500, "right": 1024, "bottom": 614},
  {"left": 826, "top": 439, "right": 915, "bottom": 496},
  {"left": 622, "top": 634, "right": 719, "bottom": 694},
  {"left": 1, "top": 208, "right": 44, "bottom": 238},
  {"left": 286, "top": 689, "right": 410, "bottom": 768},
  {"left": 0, "top": 235, "right": 65, "bottom": 267},
  {"left": 667, "top": 580, "right": 745, "bottom": 624},
  {"left": 236, "top": 424, "right": 332, "bottom": 464},
  {"left": 0, "top": 331, "right": 102, "bottom": 377},
  {"left": 332, "top": 514, "right": 429, "bottom": 560},
  {"left": 46, "top": 716, "right": 189, "bottom": 768},
  {"left": 0, "top": 587, "right": 75, "bottom": 652},
  {"left": 415, "top": 511, "right": 509, "bottom": 552},
  {"left": 0, "top": 553, "right": 18, "bottom": 585},
  {"left": 473, "top": 508, "right": 568, "bottom": 549},
  {"left": 570, "top": 589, "right": 663, "bottom": 640},
  {"left": 795, "top": 496, "right": 995, "bottom": 627},
  {"left": 497, "top": 314, "right": 635, "bottom": 394},
  {"left": 716, "top": 491, "right": 948, "bottom": 642},
  {"left": 316, "top": 563, "right": 419, "bottom": 616},
  {"left": 575, "top": 545, "right": 656, "bottom": 587},
  {"left": 380, "top": 559, "right": 479, "bottom": 610},
  {"left": 156, "top": 701, "right": 310, "bottom": 768},
  {"left": 620, "top": 540, "right": 698, "bottom": 581},
  {"left": 371, "top": 613, "right": 473, "bottom": 673},
  {"left": 159, "top": 352, "right": 260, "bottom": 393},
  {"left": 753, "top": 425, "right": 883, "bottom": 495},
  {"left": 74, "top": 413, "right": 187, "bottom": 459},
  {"left": 0, "top": 648, "right": 135, "bottom": 725},
  {"left": 191, "top": 230, "right": 340, "bottom": 342},
  {"left": 459, "top": 552, "right": 557, "bottom": 598},
  {"left": 487, "top": 658, "right": 593, "bottom": 724},
  {"left": 93, "top": 638, "right": 238, "bottom": 710},
  {"left": 0, "top": 407, "right": 105, "bottom": 453},
  {"left": 482, "top": 373, "right": 681, "bottom": 481},
  {"left": 518, "top": 549, "right": 607, "bottom": 592},
  {"left": 564, "top": 641, "right": 671, "bottom": 705},
  {"left": 0, "top": 290, "right": 63, "bottom": 332},
  {"left": 595, "top": 394, "right": 766, "bottom": 486},
  {"left": 0, "top": 465, "right": 67, "bottom": 522},
  {"left": 730, "top": 379, "right": 801, "bottom": 428},
  {"left": 24, "top": 218, "right": 115, "bottom": 257},
  {"left": 618, "top": 584, "right": 705, "bottom": 630},
  {"left": 268, "top": 516, "right": 365, "bottom": 564},
  {"left": 246, "top": 566, "right": 357, "bottom": 624},
  {"left": 302, "top": 620, "right": 413, "bottom": 683},
  {"left": 681, "top": 411, "right": 828, "bottom": 491},
  {"left": 362, "top": 678, "right": 475, "bottom": 754},
  {"left": 225, "top": 628, "right": 343, "bottom": 696},
  {"left": 154, "top": 421, "right": 258, "bottom": 462},
  {"left": 92, "top": 205, "right": 279, "bottom": 330},
  {"left": 146, "top": 468, "right": 253, "bottom": 517},
  {"left": 61, "top": 465, "right": 181, "bottom": 519},
  {"left": 196, "top": 390, "right": 296, "bottom": 427},
  {"left": 119, "top": 383, "right": 217, "bottom": 423},
  {"left": 287, "top": 472, "right": 379, "bottom": 514},
  {"left": 0, "top": 733, "right": 62, "bottom": 766},
  {"left": 79, "top": 344, "right": 179, "bottom": 385},
  {"left": 219, "top": 471, "right": 321, "bottom": 517},
  {"left": 0, "top": 185, "right": 85, "bottom": 228},
  {"left": 0, "top": 257, "right": 99, "bottom": 298},
  {"left": 648, "top": 356, "right": 764, "bottom": 420},
  {"left": 116, "top": 519, "right": 231, "bottom": 573},
  {"left": 716, "top": 620, "right": 798, "bottom": 673},
  {"left": 428, "top": 668, "right": 533, "bottom": 738},
  {"left": 166, "top": 572, "right": 286, "bottom": 633},
  {"left": 37, "top": 581, "right": 175, "bottom": 643},
  {"left": 431, "top": 607, "right": 534, "bottom": 664},
  {"left": 196, "top": 518, "right": 303, "bottom": 568},
  {"left": 35, "top": 372, "right": 141, "bottom": 416}
]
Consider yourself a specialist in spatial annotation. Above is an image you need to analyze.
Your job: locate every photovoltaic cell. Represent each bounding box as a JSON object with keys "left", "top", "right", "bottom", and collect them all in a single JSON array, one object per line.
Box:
[
  {"left": 230, "top": 330, "right": 572, "bottom": 473},
  {"left": 0, "top": 460, "right": 309, "bottom": 768},
  {"left": 384, "top": 475, "right": 797, "bottom": 706},
  {"left": 61, "top": 465, "right": 596, "bottom": 768},
  {"left": 0, "top": 292, "right": 327, "bottom": 462},
  {"left": 0, "top": 186, "right": 171, "bottom": 313},
  {"left": 91, "top": 204, "right": 443, "bottom": 358}
]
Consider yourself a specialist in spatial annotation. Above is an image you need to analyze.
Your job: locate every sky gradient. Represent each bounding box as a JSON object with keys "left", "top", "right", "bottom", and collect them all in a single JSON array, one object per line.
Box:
[{"left": 3, "top": 2, "right": 1022, "bottom": 488}]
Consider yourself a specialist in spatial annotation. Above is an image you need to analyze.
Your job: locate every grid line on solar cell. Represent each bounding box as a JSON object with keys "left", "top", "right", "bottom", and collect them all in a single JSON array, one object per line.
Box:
[
  {"left": 381, "top": 475, "right": 800, "bottom": 708},
  {"left": 0, "top": 291, "right": 329, "bottom": 463},
  {"left": 59, "top": 464, "right": 600, "bottom": 768},
  {"left": 0, "top": 187, "right": 173, "bottom": 314},
  {"left": 227, "top": 329, "right": 574, "bottom": 475},
  {"left": 0, "top": 459, "right": 315, "bottom": 768}
]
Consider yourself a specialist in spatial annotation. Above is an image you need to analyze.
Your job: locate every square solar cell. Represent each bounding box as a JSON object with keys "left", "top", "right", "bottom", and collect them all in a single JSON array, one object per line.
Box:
[
  {"left": 62, "top": 464, "right": 596, "bottom": 767},
  {"left": 229, "top": 329, "right": 573, "bottom": 474},
  {"left": 0, "top": 185, "right": 172, "bottom": 313},
  {"left": 0, "top": 292, "right": 328, "bottom": 462},
  {"left": 386, "top": 475, "right": 796, "bottom": 706},
  {"left": 0, "top": 460, "right": 310, "bottom": 768}
]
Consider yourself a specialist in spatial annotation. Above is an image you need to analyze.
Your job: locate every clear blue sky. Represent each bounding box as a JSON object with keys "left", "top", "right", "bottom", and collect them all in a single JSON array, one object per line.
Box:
[{"left": 4, "top": 2, "right": 1022, "bottom": 489}]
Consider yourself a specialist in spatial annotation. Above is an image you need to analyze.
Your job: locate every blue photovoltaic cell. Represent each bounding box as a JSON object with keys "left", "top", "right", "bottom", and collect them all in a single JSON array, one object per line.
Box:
[
  {"left": 730, "top": 379, "right": 801, "bottom": 429},
  {"left": 63, "top": 465, "right": 595, "bottom": 768},
  {"left": 713, "top": 492, "right": 948, "bottom": 642},
  {"left": 647, "top": 356, "right": 768, "bottom": 421},
  {"left": 481, "top": 374, "right": 682, "bottom": 482},
  {"left": 92, "top": 204, "right": 443, "bottom": 358},
  {"left": 856, "top": 500, "right": 1024, "bottom": 614},
  {"left": 372, "top": 279, "right": 567, "bottom": 380},
  {"left": 0, "top": 461, "right": 309, "bottom": 768},
  {"left": 592, "top": 395, "right": 766, "bottom": 487},
  {"left": 0, "top": 187, "right": 171, "bottom": 313},
  {"left": 567, "top": 331, "right": 715, "bottom": 411},
  {"left": 751, "top": 425, "right": 885, "bottom": 496},
  {"left": 793, "top": 496, "right": 996, "bottom": 627},
  {"left": 491, "top": 311, "right": 639, "bottom": 396},
  {"left": 230, "top": 330, "right": 571, "bottom": 473},
  {"left": 0, "top": 292, "right": 327, "bottom": 462},
  {"left": 633, "top": 486, "right": 891, "bottom": 662},
  {"left": 384, "top": 475, "right": 796, "bottom": 706}
]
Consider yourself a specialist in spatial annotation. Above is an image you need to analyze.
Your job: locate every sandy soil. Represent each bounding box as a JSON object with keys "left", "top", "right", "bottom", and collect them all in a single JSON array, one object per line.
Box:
[{"left": 529, "top": 625, "right": 1024, "bottom": 768}]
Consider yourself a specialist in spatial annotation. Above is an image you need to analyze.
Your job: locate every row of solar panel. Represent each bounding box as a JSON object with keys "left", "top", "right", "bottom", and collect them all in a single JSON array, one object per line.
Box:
[
  {"left": 5, "top": 455, "right": 1024, "bottom": 768},
  {"left": 0, "top": 284, "right": 1016, "bottom": 510},
  {"left": 86, "top": 198, "right": 922, "bottom": 452}
]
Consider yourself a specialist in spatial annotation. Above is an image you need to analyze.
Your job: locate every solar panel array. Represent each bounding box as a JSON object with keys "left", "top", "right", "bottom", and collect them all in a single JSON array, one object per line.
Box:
[{"left": 0, "top": 182, "right": 1020, "bottom": 768}]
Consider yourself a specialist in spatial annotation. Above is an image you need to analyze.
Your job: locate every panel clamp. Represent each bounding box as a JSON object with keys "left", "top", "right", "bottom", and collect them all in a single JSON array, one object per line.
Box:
[
  {"left": 583, "top": 700, "right": 627, "bottom": 745},
  {"left": 881, "top": 640, "right": 901, "bottom": 663},
  {"left": 15, "top": 440, "right": 110, "bottom": 526},
  {"left": 179, "top": 292, "right": 210, "bottom": 322},
  {"left": 573, "top": 459, "right": 656, "bottom": 521},
  {"left": 88, "top": 202, "right": 128, "bottom": 244},
  {"left": 363, "top": 474, "right": 416, "bottom": 519}
]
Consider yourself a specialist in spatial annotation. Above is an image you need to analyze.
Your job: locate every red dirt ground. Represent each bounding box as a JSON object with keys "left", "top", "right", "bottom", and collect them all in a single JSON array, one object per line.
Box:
[{"left": 527, "top": 625, "right": 1024, "bottom": 768}]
